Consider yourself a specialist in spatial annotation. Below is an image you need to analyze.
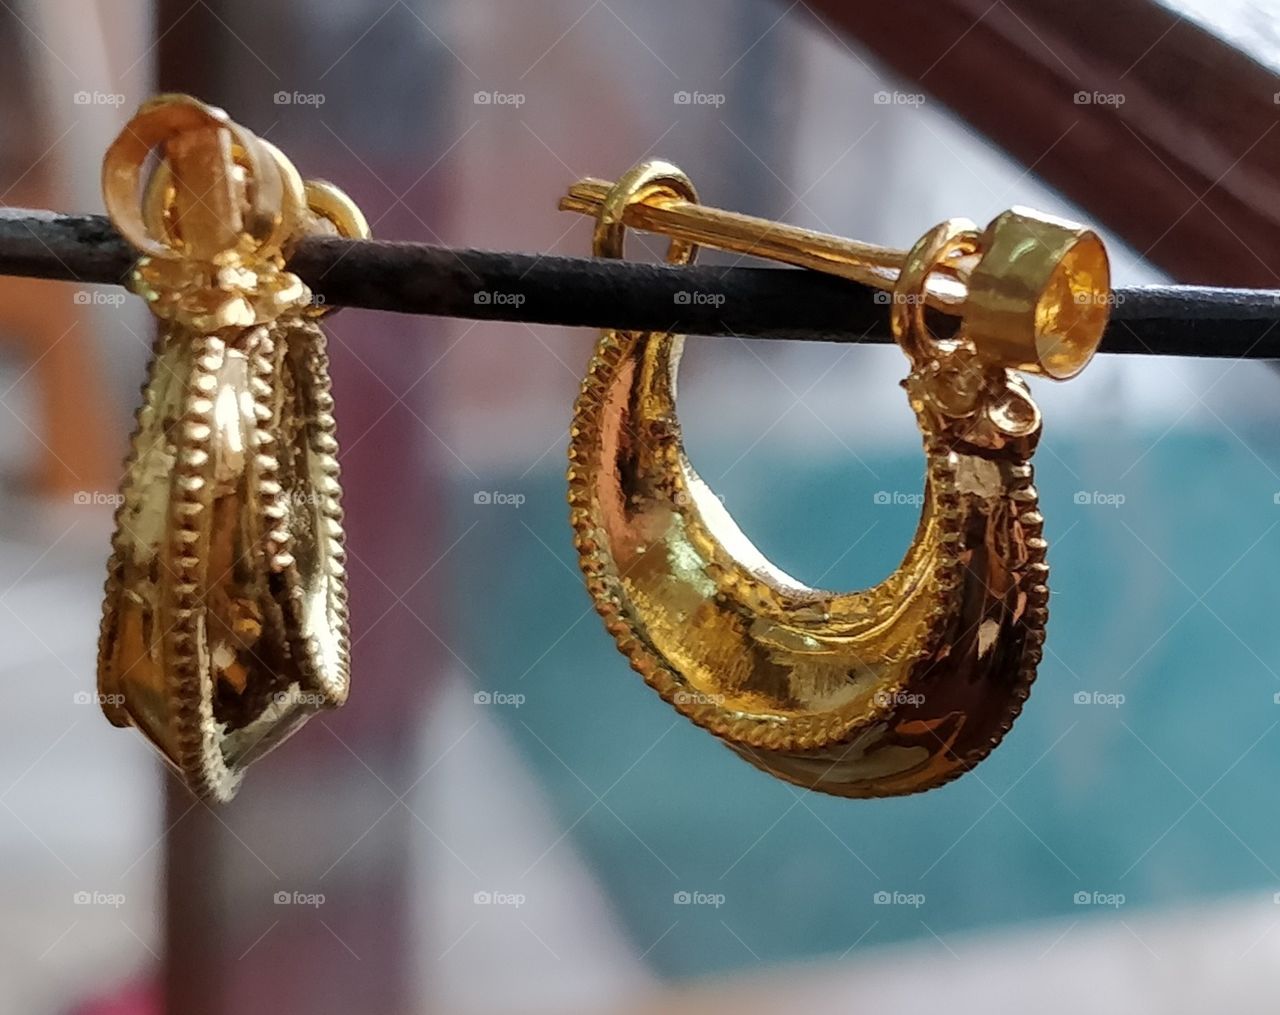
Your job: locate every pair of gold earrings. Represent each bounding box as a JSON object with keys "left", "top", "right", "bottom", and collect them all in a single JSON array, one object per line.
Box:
[{"left": 95, "top": 96, "right": 1110, "bottom": 801}]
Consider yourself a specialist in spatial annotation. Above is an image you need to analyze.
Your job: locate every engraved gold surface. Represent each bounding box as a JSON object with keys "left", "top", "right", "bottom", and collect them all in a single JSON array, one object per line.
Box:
[
  {"left": 96, "top": 95, "right": 363, "bottom": 800},
  {"left": 566, "top": 161, "right": 1110, "bottom": 797}
]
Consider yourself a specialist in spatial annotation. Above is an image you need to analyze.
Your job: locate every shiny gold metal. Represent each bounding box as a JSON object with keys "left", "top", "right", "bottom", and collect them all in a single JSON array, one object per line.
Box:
[
  {"left": 561, "top": 163, "right": 1109, "bottom": 380},
  {"left": 97, "top": 95, "right": 363, "bottom": 801},
  {"left": 566, "top": 160, "right": 1111, "bottom": 797}
]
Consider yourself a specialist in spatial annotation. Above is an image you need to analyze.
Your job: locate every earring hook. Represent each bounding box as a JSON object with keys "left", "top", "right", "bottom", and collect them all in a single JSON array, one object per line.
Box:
[{"left": 592, "top": 159, "right": 699, "bottom": 266}]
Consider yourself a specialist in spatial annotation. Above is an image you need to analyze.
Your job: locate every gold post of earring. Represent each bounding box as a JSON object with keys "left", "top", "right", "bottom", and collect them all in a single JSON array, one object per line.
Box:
[
  {"left": 559, "top": 166, "right": 973, "bottom": 310},
  {"left": 560, "top": 160, "right": 1112, "bottom": 380}
]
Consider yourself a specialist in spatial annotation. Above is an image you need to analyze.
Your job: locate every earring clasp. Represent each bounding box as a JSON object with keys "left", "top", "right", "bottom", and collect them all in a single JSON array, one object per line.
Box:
[{"left": 562, "top": 160, "right": 1111, "bottom": 380}]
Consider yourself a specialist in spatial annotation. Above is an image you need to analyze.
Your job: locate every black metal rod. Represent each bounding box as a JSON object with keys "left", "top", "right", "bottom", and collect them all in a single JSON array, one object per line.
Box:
[{"left": 3, "top": 208, "right": 1279, "bottom": 358}]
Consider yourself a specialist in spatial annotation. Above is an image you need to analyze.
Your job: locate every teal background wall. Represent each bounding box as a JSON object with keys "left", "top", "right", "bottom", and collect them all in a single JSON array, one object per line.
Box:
[{"left": 450, "top": 419, "right": 1280, "bottom": 978}]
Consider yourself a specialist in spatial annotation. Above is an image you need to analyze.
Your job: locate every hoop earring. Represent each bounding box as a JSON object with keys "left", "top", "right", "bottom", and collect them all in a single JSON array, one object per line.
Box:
[
  {"left": 567, "top": 160, "right": 1110, "bottom": 797},
  {"left": 96, "top": 96, "right": 367, "bottom": 801}
]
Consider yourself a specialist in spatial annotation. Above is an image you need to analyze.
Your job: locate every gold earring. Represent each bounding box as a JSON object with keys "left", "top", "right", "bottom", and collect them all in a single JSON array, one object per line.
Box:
[
  {"left": 566, "top": 160, "right": 1110, "bottom": 798},
  {"left": 96, "top": 95, "right": 368, "bottom": 801}
]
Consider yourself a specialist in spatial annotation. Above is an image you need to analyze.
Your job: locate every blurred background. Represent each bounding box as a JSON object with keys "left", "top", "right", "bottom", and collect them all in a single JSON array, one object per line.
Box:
[{"left": 3, "top": 0, "right": 1280, "bottom": 1012}]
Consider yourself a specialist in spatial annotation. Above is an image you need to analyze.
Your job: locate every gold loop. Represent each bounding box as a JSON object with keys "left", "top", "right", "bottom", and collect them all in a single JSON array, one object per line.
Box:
[
  {"left": 105, "top": 94, "right": 300, "bottom": 261},
  {"left": 138, "top": 142, "right": 305, "bottom": 265},
  {"left": 890, "top": 219, "right": 980, "bottom": 366},
  {"left": 296, "top": 178, "right": 370, "bottom": 318},
  {"left": 230, "top": 135, "right": 306, "bottom": 258},
  {"left": 301, "top": 178, "right": 371, "bottom": 241},
  {"left": 593, "top": 159, "right": 699, "bottom": 265}
]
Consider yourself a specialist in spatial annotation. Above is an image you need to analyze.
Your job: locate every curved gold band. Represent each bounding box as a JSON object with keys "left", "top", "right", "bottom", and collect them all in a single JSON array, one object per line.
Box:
[{"left": 568, "top": 159, "right": 1107, "bottom": 797}]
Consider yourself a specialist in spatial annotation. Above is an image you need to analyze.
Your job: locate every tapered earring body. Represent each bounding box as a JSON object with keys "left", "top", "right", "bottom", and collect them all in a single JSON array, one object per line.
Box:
[{"left": 96, "top": 95, "right": 367, "bottom": 801}]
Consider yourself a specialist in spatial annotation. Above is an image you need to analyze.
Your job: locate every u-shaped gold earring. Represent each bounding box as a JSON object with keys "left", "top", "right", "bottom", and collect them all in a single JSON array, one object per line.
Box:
[{"left": 567, "top": 160, "right": 1110, "bottom": 798}]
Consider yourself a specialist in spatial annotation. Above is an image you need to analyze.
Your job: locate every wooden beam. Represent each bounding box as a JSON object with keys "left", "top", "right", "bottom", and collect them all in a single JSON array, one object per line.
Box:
[{"left": 806, "top": 0, "right": 1280, "bottom": 285}]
